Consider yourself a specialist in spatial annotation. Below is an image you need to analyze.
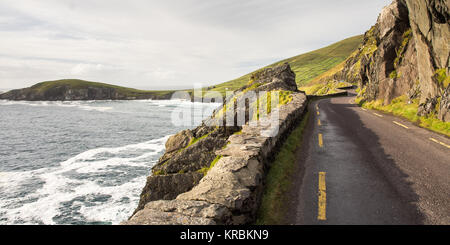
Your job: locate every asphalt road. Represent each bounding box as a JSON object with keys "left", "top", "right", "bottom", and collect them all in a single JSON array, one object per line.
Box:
[{"left": 287, "top": 91, "right": 450, "bottom": 225}]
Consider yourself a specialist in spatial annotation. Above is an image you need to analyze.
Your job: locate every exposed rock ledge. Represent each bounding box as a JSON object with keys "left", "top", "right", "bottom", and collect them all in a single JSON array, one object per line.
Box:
[{"left": 122, "top": 64, "right": 308, "bottom": 225}]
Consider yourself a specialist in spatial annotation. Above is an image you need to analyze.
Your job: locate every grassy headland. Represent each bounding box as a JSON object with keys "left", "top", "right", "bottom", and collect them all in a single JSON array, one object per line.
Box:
[{"left": 30, "top": 79, "right": 174, "bottom": 98}]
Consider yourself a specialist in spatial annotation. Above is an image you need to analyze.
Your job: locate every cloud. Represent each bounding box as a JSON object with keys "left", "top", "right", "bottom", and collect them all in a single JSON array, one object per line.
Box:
[
  {"left": 70, "top": 64, "right": 105, "bottom": 76},
  {"left": 0, "top": 0, "right": 392, "bottom": 90}
]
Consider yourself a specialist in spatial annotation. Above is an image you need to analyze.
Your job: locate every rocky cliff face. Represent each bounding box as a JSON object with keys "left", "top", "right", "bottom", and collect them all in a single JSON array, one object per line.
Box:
[
  {"left": 327, "top": 0, "right": 449, "bottom": 121},
  {"left": 405, "top": 0, "right": 450, "bottom": 120},
  {"left": 125, "top": 64, "right": 308, "bottom": 224}
]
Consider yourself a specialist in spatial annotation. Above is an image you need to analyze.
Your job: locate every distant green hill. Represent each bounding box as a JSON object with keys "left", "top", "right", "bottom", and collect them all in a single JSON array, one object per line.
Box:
[
  {"left": 30, "top": 79, "right": 172, "bottom": 97},
  {"left": 0, "top": 79, "right": 174, "bottom": 101},
  {"left": 206, "top": 35, "right": 363, "bottom": 95}
]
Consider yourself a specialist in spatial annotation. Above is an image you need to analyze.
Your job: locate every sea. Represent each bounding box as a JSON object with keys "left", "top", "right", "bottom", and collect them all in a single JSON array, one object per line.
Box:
[{"left": 0, "top": 99, "right": 220, "bottom": 225}]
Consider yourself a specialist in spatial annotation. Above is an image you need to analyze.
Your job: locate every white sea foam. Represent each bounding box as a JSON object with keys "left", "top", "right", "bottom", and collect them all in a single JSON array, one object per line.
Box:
[
  {"left": 138, "top": 99, "right": 221, "bottom": 108},
  {"left": 0, "top": 135, "right": 170, "bottom": 225},
  {"left": 0, "top": 100, "right": 113, "bottom": 112},
  {"left": 0, "top": 99, "right": 220, "bottom": 112}
]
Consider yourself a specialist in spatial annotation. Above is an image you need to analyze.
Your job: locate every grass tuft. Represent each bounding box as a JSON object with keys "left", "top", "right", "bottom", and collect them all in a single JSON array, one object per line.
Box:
[
  {"left": 435, "top": 68, "right": 449, "bottom": 88},
  {"left": 197, "top": 155, "right": 223, "bottom": 176}
]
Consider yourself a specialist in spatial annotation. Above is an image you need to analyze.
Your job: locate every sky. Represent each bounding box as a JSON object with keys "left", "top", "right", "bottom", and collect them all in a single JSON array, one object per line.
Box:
[{"left": 0, "top": 0, "right": 392, "bottom": 90}]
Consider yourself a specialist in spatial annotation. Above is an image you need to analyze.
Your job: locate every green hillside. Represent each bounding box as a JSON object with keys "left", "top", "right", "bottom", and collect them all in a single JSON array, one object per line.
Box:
[
  {"left": 206, "top": 35, "right": 363, "bottom": 95},
  {"left": 30, "top": 79, "right": 173, "bottom": 97}
]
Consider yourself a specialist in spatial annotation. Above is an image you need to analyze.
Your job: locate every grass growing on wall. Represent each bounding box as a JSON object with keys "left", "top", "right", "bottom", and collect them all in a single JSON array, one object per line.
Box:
[
  {"left": 253, "top": 90, "right": 293, "bottom": 120},
  {"left": 255, "top": 112, "right": 310, "bottom": 225}
]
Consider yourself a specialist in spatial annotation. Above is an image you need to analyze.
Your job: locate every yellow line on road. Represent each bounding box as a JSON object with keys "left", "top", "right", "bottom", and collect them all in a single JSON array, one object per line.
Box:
[
  {"left": 393, "top": 121, "right": 409, "bottom": 129},
  {"left": 318, "top": 172, "right": 327, "bottom": 220},
  {"left": 318, "top": 134, "right": 323, "bottom": 148},
  {"left": 318, "top": 119, "right": 321, "bottom": 126},
  {"left": 373, "top": 113, "right": 383, "bottom": 118},
  {"left": 430, "top": 138, "right": 450, "bottom": 149},
  {"left": 317, "top": 110, "right": 320, "bottom": 116}
]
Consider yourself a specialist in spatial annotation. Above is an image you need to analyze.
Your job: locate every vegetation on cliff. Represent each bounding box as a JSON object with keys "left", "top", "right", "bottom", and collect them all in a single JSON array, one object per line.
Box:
[{"left": 299, "top": 25, "right": 379, "bottom": 96}]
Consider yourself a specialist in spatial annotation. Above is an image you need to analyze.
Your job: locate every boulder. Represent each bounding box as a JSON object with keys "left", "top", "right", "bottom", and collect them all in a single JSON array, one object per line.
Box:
[{"left": 251, "top": 63, "right": 298, "bottom": 92}]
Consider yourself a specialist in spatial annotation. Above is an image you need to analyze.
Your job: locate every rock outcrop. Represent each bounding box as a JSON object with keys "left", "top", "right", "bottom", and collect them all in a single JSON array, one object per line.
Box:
[
  {"left": 242, "top": 63, "right": 299, "bottom": 92},
  {"left": 124, "top": 64, "right": 308, "bottom": 225},
  {"left": 322, "top": 0, "right": 449, "bottom": 121}
]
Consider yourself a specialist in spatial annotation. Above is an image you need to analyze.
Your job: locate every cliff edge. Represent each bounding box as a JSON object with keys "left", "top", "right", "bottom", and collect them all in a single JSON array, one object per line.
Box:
[{"left": 123, "top": 64, "right": 308, "bottom": 225}]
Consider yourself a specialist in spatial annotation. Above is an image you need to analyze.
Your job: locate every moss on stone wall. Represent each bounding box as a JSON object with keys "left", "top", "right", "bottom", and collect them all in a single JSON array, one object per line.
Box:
[{"left": 197, "top": 155, "right": 223, "bottom": 176}]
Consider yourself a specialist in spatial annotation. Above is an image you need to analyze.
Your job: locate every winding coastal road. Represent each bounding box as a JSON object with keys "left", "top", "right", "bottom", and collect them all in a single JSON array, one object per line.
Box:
[{"left": 288, "top": 90, "right": 450, "bottom": 225}]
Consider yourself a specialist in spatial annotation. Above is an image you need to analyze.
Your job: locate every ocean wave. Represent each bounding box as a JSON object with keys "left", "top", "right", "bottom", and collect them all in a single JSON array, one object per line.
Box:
[
  {"left": 136, "top": 99, "right": 221, "bottom": 108},
  {"left": 0, "top": 99, "right": 221, "bottom": 112},
  {"left": 0, "top": 135, "right": 170, "bottom": 225},
  {"left": 0, "top": 100, "right": 113, "bottom": 112}
]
